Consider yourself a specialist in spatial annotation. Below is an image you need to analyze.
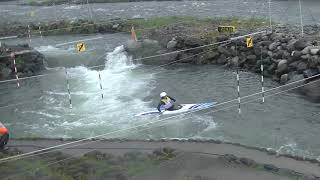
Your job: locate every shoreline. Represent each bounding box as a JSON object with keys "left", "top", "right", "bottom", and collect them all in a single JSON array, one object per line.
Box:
[
  {"left": 4, "top": 138, "right": 320, "bottom": 179},
  {"left": 9, "top": 137, "right": 320, "bottom": 164}
]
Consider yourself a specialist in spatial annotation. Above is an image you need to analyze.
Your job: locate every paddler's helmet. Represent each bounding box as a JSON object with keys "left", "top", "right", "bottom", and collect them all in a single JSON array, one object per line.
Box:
[{"left": 160, "top": 92, "right": 167, "bottom": 98}]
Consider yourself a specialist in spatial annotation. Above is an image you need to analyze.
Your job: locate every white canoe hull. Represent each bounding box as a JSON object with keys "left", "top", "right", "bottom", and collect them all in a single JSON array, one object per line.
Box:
[{"left": 135, "top": 102, "right": 217, "bottom": 117}]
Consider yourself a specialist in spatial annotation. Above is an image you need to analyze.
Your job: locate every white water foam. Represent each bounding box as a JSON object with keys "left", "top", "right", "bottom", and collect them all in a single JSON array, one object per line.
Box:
[
  {"left": 276, "top": 141, "right": 314, "bottom": 158},
  {"left": 63, "top": 5, "right": 81, "bottom": 10},
  {"left": 44, "top": 45, "right": 154, "bottom": 136}
]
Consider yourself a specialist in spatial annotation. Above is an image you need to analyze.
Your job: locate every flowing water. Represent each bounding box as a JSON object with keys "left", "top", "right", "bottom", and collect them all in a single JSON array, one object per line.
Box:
[{"left": 0, "top": 0, "right": 320, "bottom": 159}]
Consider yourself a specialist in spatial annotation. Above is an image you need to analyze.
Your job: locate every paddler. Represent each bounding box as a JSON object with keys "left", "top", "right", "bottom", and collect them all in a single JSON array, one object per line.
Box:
[
  {"left": 157, "top": 92, "right": 177, "bottom": 112},
  {"left": 0, "top": 121, "right": 9, "bottom": 150}
]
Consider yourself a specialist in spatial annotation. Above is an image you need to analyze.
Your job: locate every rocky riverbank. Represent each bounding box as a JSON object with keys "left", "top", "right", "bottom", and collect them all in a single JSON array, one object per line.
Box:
[
  {"left": 0, "top": 43, "right": 46, "bottom": 80},
  {"left": 123, "top": 18, "right": 320, "bottom": 102},
  {"left": 0, "top": 16, "right": 319, "bottom": 101}
]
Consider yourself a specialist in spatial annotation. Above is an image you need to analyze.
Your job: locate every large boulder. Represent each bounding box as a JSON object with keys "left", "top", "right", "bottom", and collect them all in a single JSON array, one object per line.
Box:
[
  {"left": 124, "top": 39, "right": 171, "bottom": 65},
  {"left": 301, "top": 46, "right": 311, "bottom": 55},
  {"left": 277, "top": 60, "right": 288, "bottom": 74},
  {"left": 272, "top": 50, "right": 284, "bottom": 59},
  {"left": 0, "top": 44, "right": 46, "bottom": 80},
  {"left": 293, "top": 39, "right": 310, "bottom": 50},
  {"left": 166, "top": 38, "right": 177, "bottom": 50},
  {"left": 268, "top": 42, "right": 280, "bottom": 51},
  {"left": 280, "top": 73, "right": 289, "bottom": 84},
  {"left": 291, "top": 51, "right": 302, "bottom": 61},
  {"left": 184, "top": 37, "right": 205, "bottom": 48},
  {"left": 310, "top": 46, "right": 320, "bottom": 55},
  {"left": 308, "top": 56, "right": 320, "bottom": 68},
  {"left": 287, "top": 39, "right": 297, "bottom": 51}
]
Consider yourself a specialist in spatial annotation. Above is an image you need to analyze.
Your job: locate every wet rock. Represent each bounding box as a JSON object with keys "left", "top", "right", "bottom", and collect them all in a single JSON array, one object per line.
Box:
[
  {"left": 166, "top": 37, "right": 177, "bottom": 50},
  {"left": 282, "top": 51, "right": 290, "bottom": 59},
  {"left": 285, "top": 73, "right": 306, "bottom": 92},
  {"left": 293, "top": 39, "right": 310, "bottom": 51},
  {"left": 280, "top": 74, "right": 289, "bottom": 84},
  {"left": 267, "top": 63, "right": 277, "bottom": 73},
  {"left": 229, "top": 56, "right": 239, "bottom": 67},
  {"left": 112, "top": 24, "right": 120, "bottom": 29},
  {"left": 184, "top": 37, "right": 204, "bottom": 48},
  {"left": 246, "top": 54, "right": 257, "bottom": 63},
  {"left": 309, "top": 56, "right": 319, "bottom": 68},
  {"left": 239, "top": 158, "right": 256, "bottom": 166},
  {"left": 262, "top": 57, "right": 272, "bottom": 65},
  {"left": 264, "top": 164, "right": 279, "bottom": 172},
  {"left": 0, "top": 67, "right": 11, "bottom": 79},
  {"left": 222, "top": 154, "right": 238, "bottom": 162},
  {"left": 297, "top": 62, "right": 308, "bottom": 73},
  {"left": 259, "top": 40, "right": 273, "bottom": 47},
  {"left": 302, "top": 46, "right": 311, "bottom": 55},
  {"left": 303, "top": 174, "right": 318, "bottom": 180},
  {"left": 218, "top": 45, "right": 231, "bottom": 57},
  {"left": 301, "top": 54, "right": 310, "bottom": 60},
  {"left": 269, "top": 42, "right": 280, "bottom": 51},
  {"left": 272, "top": 50, "right": 284, "bottom": 59},
  {"left": 177, "top": 53, "right": 195, "bottom": 63},
  {"left": 303, "top": 69, "right": 319, "bottom": 78},
  {"left": 291, "top": 51, "right": 302, "bottom": 61},
  {"left": 217, "top": 54, "right": 227, "bottom": 64},
  {"left": 288, "top": 39, "right": 298, "bottom": 51},
  {"left": 205, "top": 51, "right": 220, "bottom": 60},
  {"left": 310, "top": 46, "right": 320, "bottom": 55},
  {"left": 125, "top": 39, "right": 170, "bottom": 65},
  {"left": 277, "top": 60, "right": 288, "bottom": 74}
]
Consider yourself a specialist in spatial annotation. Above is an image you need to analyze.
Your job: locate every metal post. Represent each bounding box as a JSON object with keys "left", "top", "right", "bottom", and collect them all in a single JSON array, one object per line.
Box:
[
  {"left": 268, "top": 0, "right": 272, "bottom": 32},
  {"left": 235, "top": 42, "right": 241, "bottom": 114},
  {"left": 65, "top": 68, "right": 72, "bottom": 109},
  {"left": 261, "top": 48, "right": 265, "bottom": 103},
  {"left": 27, "top": 25, "right": 32, "bottom": 43},
  {"left": 11, "top": 53, "right": 20, "bottom": 88},
  {"left": 98, "top": 71, "right": 104, "bottom": 99},
  {"left": 298, "top": 0, "right": 304, "bottom": 37}
]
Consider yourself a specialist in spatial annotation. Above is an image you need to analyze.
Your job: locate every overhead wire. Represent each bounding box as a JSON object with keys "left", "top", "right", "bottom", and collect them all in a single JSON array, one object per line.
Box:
[
  {"left": 0, "top": 29, "right": 268, "bottom": 85},
  {"left": 1, "top": 0, "right": 318, "bottom": 171},
  {"left": 4, "top": 77, "right": 320, "bottom": 180},
  {"left": 0, "top": 72, "right": 319, "bottom": 164}
]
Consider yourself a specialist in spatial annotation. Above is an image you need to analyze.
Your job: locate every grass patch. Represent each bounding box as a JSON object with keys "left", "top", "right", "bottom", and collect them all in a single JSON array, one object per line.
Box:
[
  {"left": 123, "top": 16, "right": 267, "bottom": 42},
  {"left": 0, "top": 149, "right": 174, "bottom": 180}
]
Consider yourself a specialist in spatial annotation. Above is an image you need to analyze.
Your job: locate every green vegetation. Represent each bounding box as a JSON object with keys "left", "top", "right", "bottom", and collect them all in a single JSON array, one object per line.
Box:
[
  {"left": 14, "top": 57, "right": 24, "bottom": 66},
  {"left": 124, "top": 16, "right": 267, "bottom": 41},
  {"left": 0, "top": 148, "right": 176, "bottom": 180},
  {"left": 22, "top": 16, "right": 267, "bottom": 38}
]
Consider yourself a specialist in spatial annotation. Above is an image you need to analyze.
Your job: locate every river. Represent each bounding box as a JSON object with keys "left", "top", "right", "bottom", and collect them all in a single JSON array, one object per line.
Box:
[{"left": 0, "top": 0, "right": 319, "bottom": 160}]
